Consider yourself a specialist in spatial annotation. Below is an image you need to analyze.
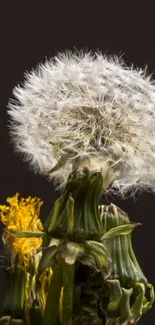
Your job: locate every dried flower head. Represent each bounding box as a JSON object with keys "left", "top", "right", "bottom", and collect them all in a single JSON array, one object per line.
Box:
[{"left": 7, "top": 51, "right": 155, "bottom": 196}]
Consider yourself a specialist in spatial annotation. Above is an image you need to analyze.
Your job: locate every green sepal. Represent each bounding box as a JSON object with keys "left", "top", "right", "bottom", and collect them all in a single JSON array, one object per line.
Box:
[
  {"left": 130, "top": 282, "right": 145, "bottom": 321},
  {"left": 47, "top": 197, "right": 64, "bottom": 234},
  {"left": 85, "top": 240, "right": 107, "bottom": 255},
  {"left": 66, "top": 194, "right": 75, "bottom": 237},
  {"left": 38, "top": 246, "right": 58, "bottom": 274},
  {"left": 142, "top": 283, "right": 155, "bottom": 314},
  {"left": 59, "top": 241, "right": 85, "bottom": 265},
  {"left": 102, "top": 223, "right": 141, "bottom": 240},
  {"left": 118, "top": 288, "right": 133, "bottom": 324},
  {"left": 84, "top": 240, "right": 110, "bottom": 274},
  {"left": 5, "top": 229, "right": 45, "bottom": 238},
  {"left": 46, "top": 153, "right": 73, "bottom": 175},
  {"left": 106, "top": 279, "right": 122, "bottom": 314}
]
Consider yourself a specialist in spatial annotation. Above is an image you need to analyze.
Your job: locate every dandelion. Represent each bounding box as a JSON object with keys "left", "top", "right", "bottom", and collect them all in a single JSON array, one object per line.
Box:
[{"left": 7, "top": 51, "right": 155, "bottom": 195}]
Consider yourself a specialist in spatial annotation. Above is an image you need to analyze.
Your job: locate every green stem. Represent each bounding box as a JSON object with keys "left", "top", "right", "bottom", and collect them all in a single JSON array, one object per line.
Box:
[
  {"left": 43, "top": 257, "right": 63, "bottom": 325},
  {"left": 62, "top": 260, "right": 75, "bottom": 325}
]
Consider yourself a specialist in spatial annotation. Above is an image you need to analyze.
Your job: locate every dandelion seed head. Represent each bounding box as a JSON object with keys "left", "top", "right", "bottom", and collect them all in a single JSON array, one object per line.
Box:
[{"left": 7, "top": 51, "right": 155, "bottom": 196}]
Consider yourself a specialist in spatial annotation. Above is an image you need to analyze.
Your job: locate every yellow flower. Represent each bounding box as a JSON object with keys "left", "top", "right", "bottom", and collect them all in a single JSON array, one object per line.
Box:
[
  {"left": 0, "top": 193, "right": 43, "bottom": 267},
  {"left": 0, "top": 193, "right": 63, "bottom": 320}
]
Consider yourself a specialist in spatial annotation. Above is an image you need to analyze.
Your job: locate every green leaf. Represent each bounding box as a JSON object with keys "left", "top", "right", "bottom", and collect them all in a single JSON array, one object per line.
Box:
[
  {"left": 5, "top": 229, "right": 45, "bottom": 238},
  {"left": 101, "top": 223, "right": 141, "bottom": 240}
]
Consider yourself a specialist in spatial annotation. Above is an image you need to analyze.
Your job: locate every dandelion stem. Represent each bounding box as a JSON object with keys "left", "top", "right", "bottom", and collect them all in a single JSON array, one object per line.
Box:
[
  {"left": 43, "top": 257, "right": 63, "bottom": 325},
  {"left": 62, "top": 260, "right": 75, "bottom": 325}
]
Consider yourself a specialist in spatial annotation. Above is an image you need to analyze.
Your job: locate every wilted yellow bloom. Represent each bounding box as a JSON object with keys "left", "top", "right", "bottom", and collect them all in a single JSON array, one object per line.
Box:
[
  {"left": 0, "top": 193, "right": 43, "bottom": 230},
  {"left": 0, "top": 193, "right": 43, "bottom": 266}
]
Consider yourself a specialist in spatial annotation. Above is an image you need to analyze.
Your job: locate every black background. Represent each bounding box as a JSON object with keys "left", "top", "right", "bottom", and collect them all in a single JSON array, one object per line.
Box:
[{"left": 0, "top": 3, "right": 155, "bottom": 324}]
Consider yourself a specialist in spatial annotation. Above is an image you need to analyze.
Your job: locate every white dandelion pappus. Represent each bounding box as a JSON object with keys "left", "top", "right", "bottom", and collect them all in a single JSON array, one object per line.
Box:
[{"left": 7, "top": 51, "right": 155, "bottom": 196}]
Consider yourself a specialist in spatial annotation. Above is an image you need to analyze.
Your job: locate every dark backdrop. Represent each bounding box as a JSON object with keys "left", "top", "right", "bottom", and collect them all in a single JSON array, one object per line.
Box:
[{"left": 0, "top": 3, "right": 155, "bottom": 324}]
